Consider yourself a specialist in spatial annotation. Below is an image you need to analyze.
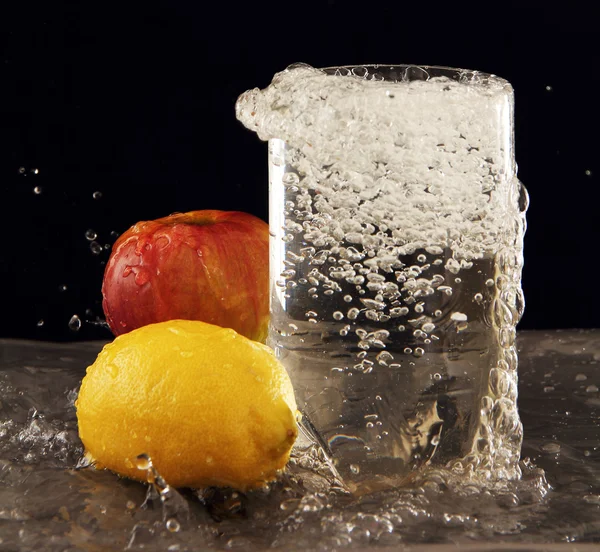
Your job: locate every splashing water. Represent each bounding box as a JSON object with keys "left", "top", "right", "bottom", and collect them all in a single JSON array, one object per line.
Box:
[{"left": 0, "top": 333, "right": 598, "bottom": 549}]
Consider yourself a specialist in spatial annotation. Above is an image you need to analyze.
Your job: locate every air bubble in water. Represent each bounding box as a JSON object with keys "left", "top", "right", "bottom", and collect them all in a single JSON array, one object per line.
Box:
[
  {"left": 451, "top": 312, "right": 468, "bottom": 322},
  {"left": 474, "top": 293, "right": 484, "bottom": 303},
  {"left": 376, "top": 351, "right": 394, "bottom": 366},
  {"left": 85, "top": 229, "right": 97, "bottom": 241},
  {"left": 347, "top": 307, "right": 360, "bottom": 320},
  {"left": 92, "top": 191, "right": 103, "bottom": 199},
  {"left": 575, "top": 373, "right": 587, "bottom": 382},
  {"left": 339, "top": 325, "right": 350, "bottom": 336},
  {"left": 349, "top": 464, "right": 360, "bottom": 474},
  {"left": 414, "top": 347, "right": 424, "bottom": 358},
  {"left": 343, "top": 294, "right": 353, "bottom": 302},
  {"left": 59, "top": 284, "right": 68, "bottom": 292},
  {"left": 36, "top": 319, "right": 44, "bottom": 327},
  {"left": 485, "top": 279, "right": 495, "bottom": 287},
  {"left": 586, "top": 385, "right": 599, "bottom": 393},
  {"left": 33, "top": 186, "right": 42, "bottom": 194},
  {"left": 585, "top": 169, "right": 592, "bottom": 176},
  {"left": 18, "top": 167, "right": 26, "bottom": 174},
  {"left": 541, "top": 442, "right": 561, "bottom": 454},
  {"left": 333, "top": 311, "right": 344, "bottom": 320},
  {"left": 68, "top": 315, "right": 82, "bottom": 332}
]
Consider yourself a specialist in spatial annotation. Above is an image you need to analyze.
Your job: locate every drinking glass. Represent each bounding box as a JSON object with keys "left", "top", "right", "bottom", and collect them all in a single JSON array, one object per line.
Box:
[{"left": 237, "top": 64, "right": 528, "bottom": 491}]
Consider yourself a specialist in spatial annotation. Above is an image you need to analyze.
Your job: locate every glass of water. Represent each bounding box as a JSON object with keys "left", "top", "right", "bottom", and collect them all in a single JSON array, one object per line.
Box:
[{"left": 236, "top": 64, "right": 528, "bottom": 491}]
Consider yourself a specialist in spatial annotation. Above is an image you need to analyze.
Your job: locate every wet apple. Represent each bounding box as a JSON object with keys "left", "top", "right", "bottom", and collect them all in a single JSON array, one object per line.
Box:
[{"left": 102, "top": 210, "right": 269, "bottom": 342}]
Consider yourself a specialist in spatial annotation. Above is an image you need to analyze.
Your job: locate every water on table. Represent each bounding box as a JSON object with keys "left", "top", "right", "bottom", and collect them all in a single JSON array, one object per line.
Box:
[{"left": 0, "top": 330, "right": 599, "bottom": 550}]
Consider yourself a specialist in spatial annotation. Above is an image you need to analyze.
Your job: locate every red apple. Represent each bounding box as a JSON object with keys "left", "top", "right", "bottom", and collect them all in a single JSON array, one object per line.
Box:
[{"left": 102, "top": 210, "right": 269, "bottom": 342}]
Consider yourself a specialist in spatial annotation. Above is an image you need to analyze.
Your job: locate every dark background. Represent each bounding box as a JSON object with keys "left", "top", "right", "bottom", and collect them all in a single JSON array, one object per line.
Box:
[{"left": 0, "top": 3, "right": 598, "bottom": 341}]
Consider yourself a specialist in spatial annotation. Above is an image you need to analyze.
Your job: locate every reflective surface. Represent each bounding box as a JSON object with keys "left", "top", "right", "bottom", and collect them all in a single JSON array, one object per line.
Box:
[{"left": 0, "top": 330, "right": 599, "bottom": 550}]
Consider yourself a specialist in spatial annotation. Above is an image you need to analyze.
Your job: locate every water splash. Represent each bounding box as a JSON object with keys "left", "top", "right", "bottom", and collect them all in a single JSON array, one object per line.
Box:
[{"left": 135, "top": 453, "right": 190, "bottom": 532}]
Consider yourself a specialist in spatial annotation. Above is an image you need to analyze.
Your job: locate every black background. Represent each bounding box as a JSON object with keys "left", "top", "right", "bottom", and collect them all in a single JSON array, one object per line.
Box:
[{"left": 0, "top": 3, "right": 598, "bottom": 341}]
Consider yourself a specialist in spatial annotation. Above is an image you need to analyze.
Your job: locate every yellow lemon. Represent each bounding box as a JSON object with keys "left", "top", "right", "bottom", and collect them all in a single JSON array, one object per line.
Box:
[{"left": 75, "top": 319, "right": 298, "bottom": 491}]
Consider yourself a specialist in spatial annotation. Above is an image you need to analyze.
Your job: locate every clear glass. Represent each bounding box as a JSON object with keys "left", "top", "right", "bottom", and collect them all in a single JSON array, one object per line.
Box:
[{"left": 237, "top": 64, "right": 528, "bottom": 491}]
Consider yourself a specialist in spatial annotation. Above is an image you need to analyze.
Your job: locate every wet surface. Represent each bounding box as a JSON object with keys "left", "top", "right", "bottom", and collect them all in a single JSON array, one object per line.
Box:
[{"left": 0, "top": 330, "right": 599, "bottom": 550}]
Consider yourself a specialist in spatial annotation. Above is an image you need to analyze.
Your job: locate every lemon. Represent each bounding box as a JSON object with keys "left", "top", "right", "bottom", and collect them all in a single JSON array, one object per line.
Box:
[{"left": 75, "top": 320, "right": 298, "bottom": 491}]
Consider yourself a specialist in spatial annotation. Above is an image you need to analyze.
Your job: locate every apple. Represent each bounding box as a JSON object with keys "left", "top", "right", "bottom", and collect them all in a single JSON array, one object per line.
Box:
[{"left": 102, "top": 210, "right": 270, "bottom": 342}]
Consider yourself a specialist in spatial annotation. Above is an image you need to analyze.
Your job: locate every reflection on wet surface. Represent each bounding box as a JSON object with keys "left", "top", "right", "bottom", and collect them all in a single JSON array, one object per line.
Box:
[{"left": 0, "top": 330, "right": 599, "bottom": 550}]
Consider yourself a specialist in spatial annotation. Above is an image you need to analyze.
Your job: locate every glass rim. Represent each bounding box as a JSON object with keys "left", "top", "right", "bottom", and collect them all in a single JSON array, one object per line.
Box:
[{"left": 318, "top": 63, "right": 511, "bottom": 89}]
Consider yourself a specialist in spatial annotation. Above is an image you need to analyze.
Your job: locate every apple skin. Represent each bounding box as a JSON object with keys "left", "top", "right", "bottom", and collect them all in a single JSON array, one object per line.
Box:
[{"left": 102, "top": 210, "right": 270, "bottom": 342}]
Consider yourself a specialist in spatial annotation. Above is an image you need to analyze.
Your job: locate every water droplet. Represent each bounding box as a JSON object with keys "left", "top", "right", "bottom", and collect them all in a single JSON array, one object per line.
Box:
[
  {"left": 36, "top": 319, "right": 44, "bottom": 327},
  {"left": 166, "top": 518, "right": 181, "bottom": 532},
  {"left": 68, "top": 315, "right": 82, "bottom": 332},
  {"left": 92, "top": 191, "right": 103, "bottom": 199},
  {"left": 136, "top": 453, "right": 152, "bottom": 470},
  {"left": 586, "top": 385, "right": 599, "bottom": 393},
  {"left": 33, "top": 186, "right": 42, "bottom": 194},
  {"left": 90, "top": 241, "right": 103, "bottom": 255},
  {"left": 85, "top": 229, "right": 97, "bottom": 241}
]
